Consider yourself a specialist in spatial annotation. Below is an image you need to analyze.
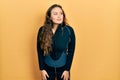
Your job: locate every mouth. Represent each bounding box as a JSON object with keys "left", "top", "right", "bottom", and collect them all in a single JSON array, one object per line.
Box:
[{"left": 57, "top": 19, "right": 61, "bottom": 21}]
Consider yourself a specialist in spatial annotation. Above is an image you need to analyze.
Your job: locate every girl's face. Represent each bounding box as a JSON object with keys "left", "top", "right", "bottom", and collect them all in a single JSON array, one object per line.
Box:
[{"left": 50, "top": 7, "right": 63, "bottom": 25}]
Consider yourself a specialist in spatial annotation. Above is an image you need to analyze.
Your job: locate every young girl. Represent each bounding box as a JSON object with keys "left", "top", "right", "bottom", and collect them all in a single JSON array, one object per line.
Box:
[{"left": 37, "top": 4, "right": 76, "bottom": 80}]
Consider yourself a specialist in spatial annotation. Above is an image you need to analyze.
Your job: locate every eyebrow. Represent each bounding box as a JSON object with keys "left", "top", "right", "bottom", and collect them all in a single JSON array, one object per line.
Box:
[{"left": 52, "top": 11, "right": 63, "bottom": 13}]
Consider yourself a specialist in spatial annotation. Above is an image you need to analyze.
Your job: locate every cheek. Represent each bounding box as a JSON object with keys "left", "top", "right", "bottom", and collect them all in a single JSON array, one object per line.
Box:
[
  {"left": 50, "top": 15, "right": 54, "bottom": 19},
  {"left": 50, "top": 16, "right": 57, "bottom": 22},
  {"left": 61, "top": 16, "right": 64, "bottom": 20}
]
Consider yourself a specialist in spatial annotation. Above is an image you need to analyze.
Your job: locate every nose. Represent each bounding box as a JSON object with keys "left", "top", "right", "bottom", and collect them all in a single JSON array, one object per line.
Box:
[{"left": 58, "top": 13, "right": 61, "bottom": 18}]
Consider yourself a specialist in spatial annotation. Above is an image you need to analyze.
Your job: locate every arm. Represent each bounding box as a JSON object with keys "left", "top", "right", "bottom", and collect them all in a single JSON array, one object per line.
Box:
[
  {"left": 37, "top": 27, "right": 45, "bottom": 70},
  {"left": 65, "top": 26, "right": 76, "bottom": 71}
]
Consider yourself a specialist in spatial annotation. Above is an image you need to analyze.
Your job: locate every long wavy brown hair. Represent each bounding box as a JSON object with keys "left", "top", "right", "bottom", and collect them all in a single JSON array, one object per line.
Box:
[{"left": 39, "top": 4, "right": 68, "bottom": 55}]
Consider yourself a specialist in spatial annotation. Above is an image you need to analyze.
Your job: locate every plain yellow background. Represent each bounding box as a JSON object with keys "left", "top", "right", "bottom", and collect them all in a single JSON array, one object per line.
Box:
[{"left": 0, "top": 0, "right": 120, "bottom": 80}]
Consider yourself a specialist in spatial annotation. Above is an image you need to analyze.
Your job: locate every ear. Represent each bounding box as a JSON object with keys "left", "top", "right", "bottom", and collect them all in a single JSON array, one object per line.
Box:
[
  {"left": 47, "top": 15, "right": 50, "bottom": 18},
  {"left": 48, "top": 15, "right": 52, "bottom": 20}
]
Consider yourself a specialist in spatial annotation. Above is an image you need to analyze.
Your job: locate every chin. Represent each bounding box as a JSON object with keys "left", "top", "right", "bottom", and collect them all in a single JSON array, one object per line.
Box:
[
  {"left": 56, "top": 22, "right": 63, "bottom": 24},
  {"left": 53, "top": 21, "right": 63, "bottom": 25}
]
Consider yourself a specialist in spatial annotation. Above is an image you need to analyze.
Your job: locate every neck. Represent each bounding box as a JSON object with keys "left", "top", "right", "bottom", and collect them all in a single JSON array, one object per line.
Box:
[
  {"left": 52, "top": 24, "right": 59, "bottom": 34},
  {"left": 53, "top": 24, "right": 58, "bottom": 28}
]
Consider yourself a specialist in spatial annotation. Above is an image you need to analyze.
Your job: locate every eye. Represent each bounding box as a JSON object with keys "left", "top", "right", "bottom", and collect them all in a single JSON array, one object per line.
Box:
[
  {"left": 60, "top": 12, "right": 63, "bottom": 15},
  {"left": 53, "top": 12, "right": 58, "bottom": 15}
]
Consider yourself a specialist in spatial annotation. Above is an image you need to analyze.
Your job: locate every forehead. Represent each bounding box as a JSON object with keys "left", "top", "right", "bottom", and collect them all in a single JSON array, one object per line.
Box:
[{"left": 51, "top": 7, "right": 63, "bottom": 13}]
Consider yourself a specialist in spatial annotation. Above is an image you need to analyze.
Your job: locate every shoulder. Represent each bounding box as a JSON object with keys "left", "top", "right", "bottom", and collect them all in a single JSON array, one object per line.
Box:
[
  {"left": 38, "top": 26, "right": 44, "bottom": 34},
  {"left": 38, "top": 26, "right": 44, "bottom": 31},
  {"left": 65, "top": 25, "right": 75, "bottom": 33}
]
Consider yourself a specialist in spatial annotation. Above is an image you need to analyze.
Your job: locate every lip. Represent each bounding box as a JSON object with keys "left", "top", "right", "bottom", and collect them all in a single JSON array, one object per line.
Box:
[{"left": 57, "top": 19, "right": 61, "bottom": 21}]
